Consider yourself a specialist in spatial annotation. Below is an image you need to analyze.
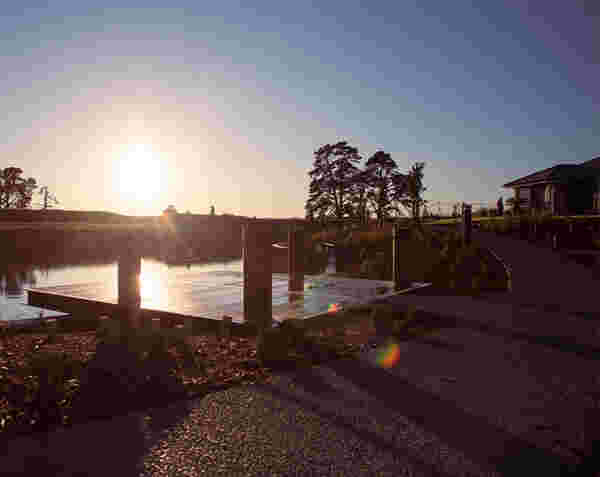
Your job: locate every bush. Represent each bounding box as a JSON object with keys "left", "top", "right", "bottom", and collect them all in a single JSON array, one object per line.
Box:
[
  {"left": 257, "top": 328, "right": 290, "bottom": 365},
  {"left": 4, "top": 351, "right": 83, "bottom": 430},
  {"left": 499, "top": 216, "right": 514, "bottom": 234},
  {"left": 71, "top": 320, "right": 200, "bottom": 419}
]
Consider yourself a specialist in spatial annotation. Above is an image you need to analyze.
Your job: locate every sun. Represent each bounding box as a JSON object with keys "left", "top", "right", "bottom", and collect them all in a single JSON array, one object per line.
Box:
[{"left": 119, "top": 143, "right": 163, "bottom": 201}]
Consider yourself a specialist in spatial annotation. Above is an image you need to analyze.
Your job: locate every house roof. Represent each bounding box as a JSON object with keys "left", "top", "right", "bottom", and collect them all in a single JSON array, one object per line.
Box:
[
  {"left": 580, "top": 157, "right": 600, "bottom": 169},
  {"left": 503, "top": 157, "right": 600, "bottom": 188},
  {"left": 502, "top": 164, "right": 580, "bottom": 188}
]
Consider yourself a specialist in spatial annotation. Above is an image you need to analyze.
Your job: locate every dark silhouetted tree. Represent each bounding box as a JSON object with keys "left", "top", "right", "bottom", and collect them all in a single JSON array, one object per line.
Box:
[
  {"left": 364, "top": 151, "right": 409, "bottom": 227},
  {"left": 0, "top": 167, "right": 37, "bottom": 208},
  {"left": 38, "top": 186, "right": 59, "bottom": 209},
  {"left": 347, "top": 168, "right": 371, "bottom": 225},
  {"left": 389, "top": 172, "right": 410, "bottom": 218},
  {"left": 305, "top": 141, "right": 362, "bottom": 225},
  {"left": 400, "top": 162, "right": 427, "bottom": 223}
]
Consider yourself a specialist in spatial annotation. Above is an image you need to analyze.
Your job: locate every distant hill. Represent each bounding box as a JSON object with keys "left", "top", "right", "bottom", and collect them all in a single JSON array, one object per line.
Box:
[
  {"left": 0, "top": 209, "right": 313, "bottom": 230},
  {"left": 0, "top": 209, "right": 160, "bottom": 224},
  {"left": 0, "top": 209, "right": 258, "bottom": 224}
]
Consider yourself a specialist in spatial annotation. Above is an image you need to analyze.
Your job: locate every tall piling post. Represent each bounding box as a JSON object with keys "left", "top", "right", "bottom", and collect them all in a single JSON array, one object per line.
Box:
[
  {"left": 288, "top": 223, "right": 305, "bottom": 292},
  {"left": 334, "top": 226, "right": 344, "bottom": 274},
  {"left": 243, "top": 220, "right": 273, "bottom": 331},
  {"left": 118, "top": 233, "right": 142, "bottom": 332},
  {"left": 393, "top": 223, "right": 402, "bottom": 291},
  {"left": 462, "top": 204, "right": 472, "bottom": 246}
]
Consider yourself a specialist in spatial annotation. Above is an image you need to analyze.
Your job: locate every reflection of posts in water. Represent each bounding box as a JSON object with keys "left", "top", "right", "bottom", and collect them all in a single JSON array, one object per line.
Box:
[
  {"left": 118, "top": 236, "right": 141, "bottom": 329},
  {"left": 288, "top": 293, "right": 302, "bottom": 304},
  {"left": 0, "top": 264, "right": 37, "bottom": 297},
  {"left": 288, "top": 224, "right": 304, "bottom": 292},
  {"left": 242, "top": 221, "right": 272, "bottom": 330}
]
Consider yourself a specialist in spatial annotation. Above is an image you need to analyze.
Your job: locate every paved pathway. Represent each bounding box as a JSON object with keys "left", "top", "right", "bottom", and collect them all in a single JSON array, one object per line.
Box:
[
  {"left": 0, "top": 229, "right": 597, "bottom": 476},
  {"left": 470, "top": 229, "right": 600, "bottom": 315}
]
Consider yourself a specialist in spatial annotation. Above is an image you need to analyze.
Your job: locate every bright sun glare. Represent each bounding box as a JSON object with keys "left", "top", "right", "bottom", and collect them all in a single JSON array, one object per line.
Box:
[{"left": 119, "top": 143, "right": 162, "bottom": 201}]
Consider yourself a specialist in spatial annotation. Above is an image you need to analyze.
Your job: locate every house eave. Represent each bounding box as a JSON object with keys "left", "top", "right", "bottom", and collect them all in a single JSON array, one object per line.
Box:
[{"left": 502, "top": 180, "right": 561, "bottom": 188}]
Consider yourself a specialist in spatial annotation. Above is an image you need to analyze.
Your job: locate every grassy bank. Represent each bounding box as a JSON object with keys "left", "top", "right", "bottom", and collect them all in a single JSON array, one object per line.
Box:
[
  {"left": 0, "top": 222, "right": 156, "bottom": 232},
  {"left": 429, "top": 214, "right": 600, "bottom": 226},
  {"left": 475, "top": 215, "right": 600, "bottom": 250},
  {"left": 310, "top": 224, "right": 509, "bottom": 292}
]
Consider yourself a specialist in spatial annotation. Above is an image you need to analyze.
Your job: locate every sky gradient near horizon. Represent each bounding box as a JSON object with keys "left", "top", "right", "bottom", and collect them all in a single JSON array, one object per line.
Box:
[{"left": 1, "top": 1, "right": 598, "bottom": 217}]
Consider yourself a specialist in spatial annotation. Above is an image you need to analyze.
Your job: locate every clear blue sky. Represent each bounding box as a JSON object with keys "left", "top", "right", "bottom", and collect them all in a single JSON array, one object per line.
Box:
[{"left": 1, "top": 1, "right": 597, "bottom": 216}]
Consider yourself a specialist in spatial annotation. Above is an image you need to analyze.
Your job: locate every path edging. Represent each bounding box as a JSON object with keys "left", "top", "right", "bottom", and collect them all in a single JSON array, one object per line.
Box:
[{"left": 485, "top": 247, "right": 512, "bottom": 292}]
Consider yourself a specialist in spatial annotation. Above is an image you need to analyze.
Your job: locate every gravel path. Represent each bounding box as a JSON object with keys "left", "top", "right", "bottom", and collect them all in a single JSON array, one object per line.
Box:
[
  {"left": 470, "top": 229, "right": 600, "bottom": 315},
  {"left": 1, "top": 367, "right": 500, "bottom": 477}
]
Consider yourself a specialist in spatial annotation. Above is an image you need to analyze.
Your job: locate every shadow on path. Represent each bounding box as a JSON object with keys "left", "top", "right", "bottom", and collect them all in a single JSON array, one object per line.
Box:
[
  {"left": 322, "top": 357, "right": 577, "bottom": 476},
  {"left": 0, "top": 341, "right": 200, "bottom": 476},
  {"left": 380, "top": 295, "right": 600, "bottom": 361},
  {"left": 0, "top": 398, "right": 195, "bottom": 476},
  {"left": 450, "top": 315, "right": 600, "bottom": 361},
  {"left": 259, "top": 373, "right": 447, "bottom": 477}
]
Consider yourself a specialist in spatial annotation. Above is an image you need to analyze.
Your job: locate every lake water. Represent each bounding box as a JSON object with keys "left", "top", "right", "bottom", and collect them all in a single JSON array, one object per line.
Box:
[
  {"left": 0, "top": 248, "right": 337, "bottom": 323},
  {"left": 0, "top": 257, "right": 243, "bottom": 322}
]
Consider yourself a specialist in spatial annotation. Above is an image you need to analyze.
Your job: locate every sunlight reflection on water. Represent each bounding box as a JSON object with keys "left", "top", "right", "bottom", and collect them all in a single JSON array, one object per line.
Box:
[{"left": 0, "top": 257, "right": 242, "bottom": 321}]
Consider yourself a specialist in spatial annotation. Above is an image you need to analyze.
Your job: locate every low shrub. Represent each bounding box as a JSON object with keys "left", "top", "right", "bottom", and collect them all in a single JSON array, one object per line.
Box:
[{"left": 3, "top": 350, "right": 83, "bottom": 430}]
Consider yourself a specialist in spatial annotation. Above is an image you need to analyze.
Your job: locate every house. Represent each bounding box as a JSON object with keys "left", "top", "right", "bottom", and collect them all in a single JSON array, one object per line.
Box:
[{"left": 503, "top": 157, "right": 600, "bottom": 215}]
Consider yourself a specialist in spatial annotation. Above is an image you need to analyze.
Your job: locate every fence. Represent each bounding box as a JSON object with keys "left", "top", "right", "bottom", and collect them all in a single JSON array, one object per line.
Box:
[{"left": 424, "top": 201, "right": 502, "bottom": 218}]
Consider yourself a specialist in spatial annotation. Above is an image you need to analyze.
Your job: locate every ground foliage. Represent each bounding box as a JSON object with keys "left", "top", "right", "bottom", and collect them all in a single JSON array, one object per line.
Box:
[
  {"left": 0, "top": 325, "right": 272, "bottom": 439},
  {"left": 0, "top": 304, "right": 456, "bottom": 442}
]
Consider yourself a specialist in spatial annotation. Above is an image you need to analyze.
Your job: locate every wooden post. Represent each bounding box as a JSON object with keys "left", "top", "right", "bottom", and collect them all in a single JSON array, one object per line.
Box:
[
  {"left": 243, "top": 220, "right": 273, "bottom": 330},
  {"left": 288, "top": 224, "right": 304, "bottom": 292},
  {"left": 462, "top": 204, "right": 472, "bottom": 246},
  {"left": 118, "top": 237, "right": 141, "bottom": 329},
  {"left": 530, "top": 222, "right": 537, "bottom": 242},
  {"left": 220, "top": 315, "right": 232, "bottom": 340},
  {"left": 393, "top": 223, "right": 402, "bottom": 291},
  {"left": 335, "top": 228, "right": 343, "bottom": 273}
]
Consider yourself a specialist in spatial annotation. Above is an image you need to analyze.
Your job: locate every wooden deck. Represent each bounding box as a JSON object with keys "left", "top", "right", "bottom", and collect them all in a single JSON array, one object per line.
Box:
[{"left": 27, "top": 270, "right": 430, "bottom": 332}]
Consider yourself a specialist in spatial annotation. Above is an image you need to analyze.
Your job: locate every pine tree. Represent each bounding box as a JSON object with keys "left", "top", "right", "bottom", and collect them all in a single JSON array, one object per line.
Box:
[
  {"left": 400, "top": 162, "right": 427, "bottom": 223},
  {"left": 305, "top": 141, "right": 362, "bottom": 225}
]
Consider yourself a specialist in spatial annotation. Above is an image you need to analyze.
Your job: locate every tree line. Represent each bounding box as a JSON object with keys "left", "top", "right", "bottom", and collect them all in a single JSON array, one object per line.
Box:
[
  {"left": 0, "top": 167, "right": 58, "bottom": 209},
  {"left": 305, "top": 141, "right": 426, "bottom": 227}
]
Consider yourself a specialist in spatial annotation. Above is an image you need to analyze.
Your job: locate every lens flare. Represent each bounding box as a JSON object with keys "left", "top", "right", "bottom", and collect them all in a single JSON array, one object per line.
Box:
[{"left": 375, "top": 340, "right": 401, "bottom": 369}]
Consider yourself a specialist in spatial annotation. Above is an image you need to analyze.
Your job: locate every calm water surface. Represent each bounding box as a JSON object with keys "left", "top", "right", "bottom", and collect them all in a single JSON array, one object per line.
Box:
[
  {"left": 0, "top": 258, "right": 243, "bottom": 322},
  {"left": 1, "top": 246, "right": 336, "bottom": 323}
]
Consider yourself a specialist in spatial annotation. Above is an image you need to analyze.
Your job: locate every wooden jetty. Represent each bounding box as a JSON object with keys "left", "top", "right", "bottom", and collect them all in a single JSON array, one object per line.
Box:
[{"left": 26, "top": 222, "right": 430, "bottom": 335}]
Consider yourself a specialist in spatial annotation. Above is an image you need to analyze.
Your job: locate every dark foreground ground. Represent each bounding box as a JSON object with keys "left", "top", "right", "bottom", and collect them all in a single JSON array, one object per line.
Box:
[{"left": 1, "top": 229, "right": 598, "bottom": 476}]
